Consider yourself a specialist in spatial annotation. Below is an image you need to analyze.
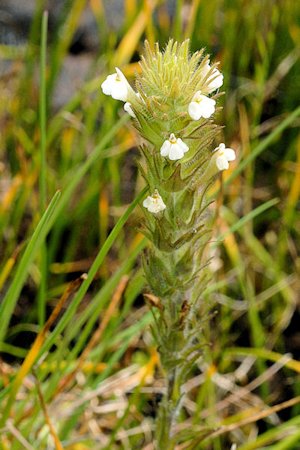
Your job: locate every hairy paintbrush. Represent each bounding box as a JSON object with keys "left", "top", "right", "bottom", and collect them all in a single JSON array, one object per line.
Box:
[{"left": 101, "top": 39, "right": 235, "bottom": 449}]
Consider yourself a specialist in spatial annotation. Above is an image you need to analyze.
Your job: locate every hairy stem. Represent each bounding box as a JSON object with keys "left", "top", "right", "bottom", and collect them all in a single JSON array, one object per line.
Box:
[{"left": 156, "top": 366, "right": 182, "bottom": 449}]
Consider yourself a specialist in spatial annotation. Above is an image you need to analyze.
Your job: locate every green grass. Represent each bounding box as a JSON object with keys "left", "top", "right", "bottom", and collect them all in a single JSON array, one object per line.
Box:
[
  {"left": 0, "top": 0, "right": 299, "bottom": 448},
  {"left": 38, "top": 10, "right": 49, "bottom": 327}
]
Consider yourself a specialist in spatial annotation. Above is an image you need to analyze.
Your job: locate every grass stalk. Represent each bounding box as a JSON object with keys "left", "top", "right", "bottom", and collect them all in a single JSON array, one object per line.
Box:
[
  {"left": 155, "top": 366, "right": 182, "bottom": 450},
  {"left": 38, "top": 10, "right": 48, "bottom": 327}
]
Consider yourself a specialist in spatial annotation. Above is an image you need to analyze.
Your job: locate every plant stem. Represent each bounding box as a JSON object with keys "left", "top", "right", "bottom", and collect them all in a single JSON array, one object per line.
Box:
[{"left": 156, "top": 363, "right": 183, "bottom": 449}]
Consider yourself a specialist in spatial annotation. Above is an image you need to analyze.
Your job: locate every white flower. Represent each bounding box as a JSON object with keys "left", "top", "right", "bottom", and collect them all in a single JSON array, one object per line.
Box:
[
  {"left": 124, "top": 102, "right": 135, "bottom": 118},
  {"left": 160, "top": 133, "right": 189, "bottom": 161},
  {"left": 202, "top": 61, "right": 224, "bottom": 93},
  {"left": 188, "top": 91, "right": 216, "bottom": 120},
  {"left": 214, "top": 143, "right": 236, "bottom": 171},
  {"left": 143, "top": 190, "right": 166, "bottom": 214},
  {"left": 101, "top": 67, "right": 132, "bottom": 101}
]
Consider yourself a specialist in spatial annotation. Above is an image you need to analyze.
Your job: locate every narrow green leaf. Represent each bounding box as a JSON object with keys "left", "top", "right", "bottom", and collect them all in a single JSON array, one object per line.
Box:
[
  {"left": 38, "top": 10, "right": 48, "bottom": 327},
  {"left": 0, "top": 191, "right": 61, "bottom": 343},
  {"left": 38, "top": 187, "right": 148, "bottom": 358},
  {"left": 212, "top": 198, "right": 279, "bottom": 247},
  {"left": 226, "top": 106, "right": 300, "bottom": 185}
]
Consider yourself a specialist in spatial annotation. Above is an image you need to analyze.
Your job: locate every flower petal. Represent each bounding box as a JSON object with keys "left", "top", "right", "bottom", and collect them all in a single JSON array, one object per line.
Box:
[
  {"left": 216, "top": 155, "right": 229, "bottom": 171},
  {"left": 207, "top": 68, "right": 223, "bottom": 92},
  {"left": 142, "top": 198, "right": 151, "bottom": 208},
  {"left": 169, "top": 143, "right": 184, "bottom": 160},
  {"left": 199, "top": 96, "right": 216, "bottom": 118},
  {"left": 224, "top": 148, "right": 236, "bottom": 161},
  {"left": 177, "top": 138, "right": 189, "bottom": 153},
  {"left": 188, "top": 102, "right": 201, "bottom": 120},
  {"left": 124, "top": 102, "right": 135, "bottom": 118},
  {"left": 110, "top": 83, "right": 128, "bottom": 102},
  {"left": 160, "top": 140, "right": 172, "bottom": 157},
  {"left": 101, "top": 74, "right": 115, "bottom": 95}
]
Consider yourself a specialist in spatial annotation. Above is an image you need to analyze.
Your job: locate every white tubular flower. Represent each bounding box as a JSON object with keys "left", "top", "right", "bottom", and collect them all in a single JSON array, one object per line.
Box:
[
  {"left": 188, "top": 91, "right": 216, "bottom": 120},
  {"left": 202, "top": 61, "right": 224, "bottom": 93},
  {"left": 124, "top": 102, "right": 135, "bottom": 118},
  {"left": 160, "top": 133, "right": 189, "bottom": 161},
  {"left": 143, "top": 190, "right": 166, "bottom": 214},
  {"left": 101, "top": 67, "right": 131, "bottom": 101},
  {"left": 214, "top": 143, "right": 236, "bottom": 171}
]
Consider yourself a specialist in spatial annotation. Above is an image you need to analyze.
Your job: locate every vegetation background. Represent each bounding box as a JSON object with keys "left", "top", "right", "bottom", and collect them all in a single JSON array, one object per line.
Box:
[{"left": 0, "top": 0, "right": 299, "bottom": 448}]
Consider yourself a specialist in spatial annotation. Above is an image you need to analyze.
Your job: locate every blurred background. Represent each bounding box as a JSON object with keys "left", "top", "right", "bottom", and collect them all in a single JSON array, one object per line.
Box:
[{"left": 0, "top": 0, "right": 300, "bottom": 448}]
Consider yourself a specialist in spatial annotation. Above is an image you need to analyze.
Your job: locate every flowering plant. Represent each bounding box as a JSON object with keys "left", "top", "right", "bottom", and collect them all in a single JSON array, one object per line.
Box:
[{"left": 102, "top": 40, "right": 235, "bottom": 449}]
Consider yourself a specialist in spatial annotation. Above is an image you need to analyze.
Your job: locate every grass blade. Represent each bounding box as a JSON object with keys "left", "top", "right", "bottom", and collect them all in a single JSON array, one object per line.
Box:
[
  {"left": 212, "top": 197, "right": 280, "bottom": 247},
  {"left": 226, "top": 106, "right": 300, "bottom": 185},
  {"left": 0, "top": 191, "right": 61, "bottom": 344},
  {"left": 38, "top": 10, "right": 48, "bottom": 327},
  {"left": 38, "top": 186, "right": 148, "bottom": 358}
]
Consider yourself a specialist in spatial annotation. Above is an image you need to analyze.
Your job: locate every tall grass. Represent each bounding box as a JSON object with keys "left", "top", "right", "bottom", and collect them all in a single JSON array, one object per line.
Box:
[{"left": 0, "top": 1, "right": 299, "bottom": 448}]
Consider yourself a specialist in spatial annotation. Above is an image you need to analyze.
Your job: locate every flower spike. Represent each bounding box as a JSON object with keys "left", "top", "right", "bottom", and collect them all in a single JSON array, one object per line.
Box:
[{"left": 100, "top": 41, "right": 236, "bottom": 447}]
